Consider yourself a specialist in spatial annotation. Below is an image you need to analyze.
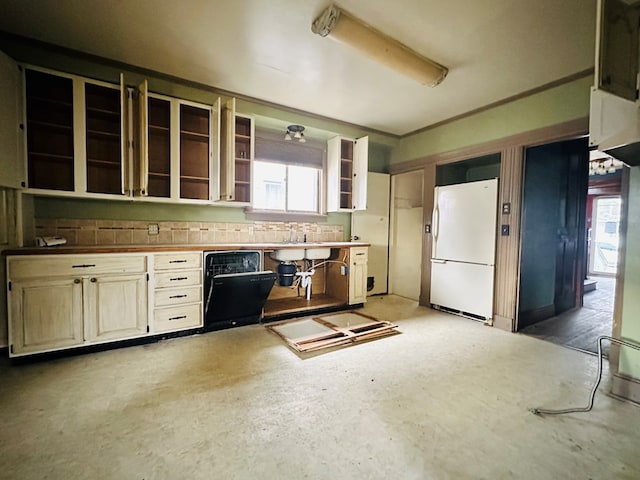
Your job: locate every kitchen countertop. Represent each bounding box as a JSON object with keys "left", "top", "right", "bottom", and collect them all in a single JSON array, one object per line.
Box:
[{"left": 2, "top": 241, "right": 370, "bottom": 256}]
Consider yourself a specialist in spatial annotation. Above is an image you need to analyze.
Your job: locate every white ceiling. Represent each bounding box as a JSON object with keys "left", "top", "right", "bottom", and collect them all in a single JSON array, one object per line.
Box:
[{"left": 0, "top": 0, "right": 596, "bottom": 136}]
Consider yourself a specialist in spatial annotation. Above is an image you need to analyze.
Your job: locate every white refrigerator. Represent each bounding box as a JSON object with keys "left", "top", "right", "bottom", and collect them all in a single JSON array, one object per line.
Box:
[{"left": 430, "top": 178, "right": 498, "bottom": 320}]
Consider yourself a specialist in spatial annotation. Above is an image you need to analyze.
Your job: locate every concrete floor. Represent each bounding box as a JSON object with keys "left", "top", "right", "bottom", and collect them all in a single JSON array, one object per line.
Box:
[{"left": 1, "top": 295, "right": 639, "bottom": 479}]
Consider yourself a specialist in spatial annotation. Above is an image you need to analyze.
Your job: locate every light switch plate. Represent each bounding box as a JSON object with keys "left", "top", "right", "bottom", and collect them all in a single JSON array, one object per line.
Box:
[{"left": 148, "top": 223, "right": 159, "bottom": 235}]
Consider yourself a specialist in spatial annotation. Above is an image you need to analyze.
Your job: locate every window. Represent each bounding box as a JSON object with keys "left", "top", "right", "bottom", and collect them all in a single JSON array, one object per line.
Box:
[
  {"left": 251, "top": 130, "right": 324, "bottom": 214},
  {"left": 253, "top": 161, "right": 320, "bottom": 212}
]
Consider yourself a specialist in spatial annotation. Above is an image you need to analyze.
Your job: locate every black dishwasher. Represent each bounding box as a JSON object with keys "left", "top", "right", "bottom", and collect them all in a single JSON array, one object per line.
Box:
[{"left": 203, "top": 251, "right": 277, "bottom": 330}]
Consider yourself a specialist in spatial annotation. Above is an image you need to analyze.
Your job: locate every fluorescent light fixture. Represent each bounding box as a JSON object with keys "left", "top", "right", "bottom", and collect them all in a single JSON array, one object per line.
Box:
[{"left": 312, "top": 4, "right": 448, "bottom": 86}]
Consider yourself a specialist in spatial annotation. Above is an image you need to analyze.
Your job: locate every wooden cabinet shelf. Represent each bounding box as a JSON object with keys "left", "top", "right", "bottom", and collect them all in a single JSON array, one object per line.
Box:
[
  {"left": 29, "top": 96, "right": 72, "bottom": 107},
  {"left": 180, "top": 129, "right": 210, "bottom": 140},
  {"left": 87, "top": 158, "right": 121, "bottom": 167},
  {"left": 86, "top": 106, "right": 119, "bottom": 116},
  {"left": 28, "top": 120, "right": 73, "bottom": 131},
  {"left": 149, "top": 124, "right": 169, "bottom": 133},
  {"left": 87, "top": 129, "right": 121, "bottom": 139},
  {"left": 28, "top": 151, "right": 73, "bottom": 161}
]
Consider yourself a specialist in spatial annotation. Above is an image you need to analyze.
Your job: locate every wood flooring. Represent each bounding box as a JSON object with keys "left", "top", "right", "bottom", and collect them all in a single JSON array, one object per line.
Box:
[{"left": 520, "top": 275, "right": 615, "bottom": 355}]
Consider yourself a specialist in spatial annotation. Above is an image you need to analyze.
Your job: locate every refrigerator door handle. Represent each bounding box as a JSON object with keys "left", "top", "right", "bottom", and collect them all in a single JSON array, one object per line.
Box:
[
  {"left": 432, "top": 205, "right": 440, "bottom": 241},
  {"left": 431, "top": 259, "right": 446, "bottom": 264}
]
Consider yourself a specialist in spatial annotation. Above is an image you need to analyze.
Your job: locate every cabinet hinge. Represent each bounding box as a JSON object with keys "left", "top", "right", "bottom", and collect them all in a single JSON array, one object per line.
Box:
[
  {"left": 8, "top": 281, "right": 11, "bottom": 291},
  {"left": 147, "top": 325, "right": 150, "bottom": 333},
  {"left": 10, "top": 345, "right": 13, "bottom": 354},
  {"left": 146, "top": 273, "right": 149, "bottom": 281}
]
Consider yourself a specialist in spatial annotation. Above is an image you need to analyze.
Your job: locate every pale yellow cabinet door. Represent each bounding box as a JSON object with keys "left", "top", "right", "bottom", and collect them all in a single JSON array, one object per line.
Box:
[
  {"left": 85, "top": 273, "right": 148, "bottom": 342},
  {"left": 348, "top": 248, "right": 368, "bottom": 305},
  {"left": 9, "top": 277, "right": 84, "bottom": 355},
  {"left": 0, "top": 50, "right": 22, "bottom": 189},
  {"left": 219, "top": 98, "right": 236, "bottom": 201}
]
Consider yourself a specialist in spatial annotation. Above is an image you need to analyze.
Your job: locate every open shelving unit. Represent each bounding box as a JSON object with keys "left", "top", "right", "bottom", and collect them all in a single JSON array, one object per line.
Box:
[
  {"left": 179, "top": 104, "right": 210, "bottom": 200},
  {"left": 85, "top": 83, "right": 122, "bottom": 195},
  {"left": 25, "top": 69, "right": 75, "bottom": 191},
  {"left": 340, "top": 139, "right": 354, "bottom": 210},
  {"left": 146, "top": 97, "right": 171, "bottom": 198}
]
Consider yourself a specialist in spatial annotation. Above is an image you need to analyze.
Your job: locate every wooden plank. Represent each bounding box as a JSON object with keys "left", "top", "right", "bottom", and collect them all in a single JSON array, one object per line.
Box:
[
  {"left": 263, "top": 294, "right": 346, "bottom": 317},
  {"left": 266, "top": 312, "right": 399, "bottom": 353}
]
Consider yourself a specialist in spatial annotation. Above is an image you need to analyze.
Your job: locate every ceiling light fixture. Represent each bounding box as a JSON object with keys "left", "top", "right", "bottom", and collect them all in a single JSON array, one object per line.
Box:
[
  {"left": 285, "top": 125, "right": 306, "bottom": 143},
  {"left": 311, "top": 4, "right": 448, "bottom": 87}
]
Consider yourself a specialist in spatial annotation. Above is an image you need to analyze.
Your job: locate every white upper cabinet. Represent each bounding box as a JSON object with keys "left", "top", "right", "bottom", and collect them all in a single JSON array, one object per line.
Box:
[
  {"left": 137, "top": 80, "right": 220, "bottom": 202},
  {"left": 597, "top": 0, "right": 640, "bottom": 101},
  {"left": 327, "top": 135, "right": 368, "bottom": 212},
  {"left": 23, "top": 66, "right": 131, "bottom": 197},
  {"left": 589, "top": 0, "right": 640, "bottom": 156},
  {"left": 0, "top": 51, "right": 23, "bottom": 189}
]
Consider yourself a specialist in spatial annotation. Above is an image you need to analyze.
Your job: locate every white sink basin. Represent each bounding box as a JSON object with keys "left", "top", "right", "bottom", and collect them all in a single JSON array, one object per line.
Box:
[
  {"left": 270, "top": 249, "right": 305, "bottom": 262},
  {"left": 304, "top": 247, "right": 332, "bottom": 260}
]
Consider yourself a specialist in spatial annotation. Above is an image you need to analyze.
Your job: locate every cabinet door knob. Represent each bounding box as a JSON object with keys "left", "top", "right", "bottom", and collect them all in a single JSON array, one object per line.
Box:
[
  {"left": 74, "top": 278, "right": 81, "bottom": 284},
  {"left": 90, "top": 277, "right": 97, "bottom": 283}
]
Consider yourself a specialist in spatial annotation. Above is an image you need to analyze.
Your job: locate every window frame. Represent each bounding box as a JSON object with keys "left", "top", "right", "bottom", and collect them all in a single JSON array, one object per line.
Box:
[{"left": 245, "top": 129, "right": 327, "bottom": 220}]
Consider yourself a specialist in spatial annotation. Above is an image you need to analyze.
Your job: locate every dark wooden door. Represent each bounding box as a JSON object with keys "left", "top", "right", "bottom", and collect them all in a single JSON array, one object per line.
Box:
[
  {"left": 518, "top": 138, "right": 588, "bottom": 329},
  {"left": 554, "top": 139, "right": 589, "bottom": 314}
]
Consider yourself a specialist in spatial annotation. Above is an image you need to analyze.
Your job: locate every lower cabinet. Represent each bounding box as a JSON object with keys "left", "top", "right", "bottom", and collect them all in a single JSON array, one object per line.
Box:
[
  {"left": 7, "top": 254, "right": 149, "bottom": 357},
  {"left": 151, "top": 252, "right": 203, "bottom": 333},
  {"left": 85, "top": 273, "right": 148, "bottom": 342},
  {"left": 9, "top": 276, "right": 84, "bottom": 355},
  {"left": 348, "top": 247, "right": 369, "bottom": 305}
]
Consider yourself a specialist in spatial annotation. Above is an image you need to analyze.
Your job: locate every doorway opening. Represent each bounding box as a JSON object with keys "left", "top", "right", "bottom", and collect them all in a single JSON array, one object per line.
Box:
[
  {"left": 518, "top": 145, "right": 624, "bottom": 356},
  {"left": 589, "top": 196, "right": 621, "bottom": 276}
]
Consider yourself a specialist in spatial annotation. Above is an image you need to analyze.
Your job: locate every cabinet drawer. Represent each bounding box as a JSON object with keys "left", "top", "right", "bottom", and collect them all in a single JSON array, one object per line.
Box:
[
  {"left": 154, "top": 303, "right": 202, "bottom": 332},
  {"left": 154, "top": 286, "right": 202, "bottom": 307},
  {"left": 8, "top": 254, "right": 146, "bottom": 279},
  {"left": 154, "top": 252, "right": 202, "bottom": 270},
  {"left": 350, "top": 247, "right": 368, "bottom": 261},
  {"left": 154, "top": 269, "right": 201, "bottom": 288}
]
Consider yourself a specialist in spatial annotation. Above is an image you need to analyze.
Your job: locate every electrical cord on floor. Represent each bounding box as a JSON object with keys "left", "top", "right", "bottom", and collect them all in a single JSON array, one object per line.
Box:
[{"left": 530, "top": 335, "right": 640, "bottom": 416}]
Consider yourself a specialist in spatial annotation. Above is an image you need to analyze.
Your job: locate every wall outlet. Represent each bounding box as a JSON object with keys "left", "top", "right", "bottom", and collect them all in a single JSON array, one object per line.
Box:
[{"left": 148, "top": 223, "right": 159, "bottom": 235}]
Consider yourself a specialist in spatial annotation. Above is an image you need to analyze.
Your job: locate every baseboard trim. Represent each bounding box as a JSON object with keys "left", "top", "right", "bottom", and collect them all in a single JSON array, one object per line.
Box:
[
  {"left": 517, "top": 304, "right": 555, "bottom": 329},
  {"left": 611, "top": 373, "right": 640, "bottom": 405},
  {"left": 493, "top": 315, "right": 514, "bottom": 332}
]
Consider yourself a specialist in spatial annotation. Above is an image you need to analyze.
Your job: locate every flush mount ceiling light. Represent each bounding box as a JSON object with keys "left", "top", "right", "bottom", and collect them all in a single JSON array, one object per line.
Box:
[
  {"left": 312, "top": 4, "right": 448, "bottom": 86},
  {"left": 285, "top": 124, "right": 306, "bottom": 143}
]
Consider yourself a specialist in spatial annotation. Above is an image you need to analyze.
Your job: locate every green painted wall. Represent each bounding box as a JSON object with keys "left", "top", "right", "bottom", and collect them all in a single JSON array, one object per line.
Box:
[
  {"left": 393, "top": 75, "right": 593, "bottom": 164},
  {"left": 620, "top": 167, "right": 640, "bottom": 377}
]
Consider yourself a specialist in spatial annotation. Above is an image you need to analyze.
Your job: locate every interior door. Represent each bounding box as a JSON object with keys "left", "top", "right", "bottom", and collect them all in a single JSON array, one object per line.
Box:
[
  {"left": 351, "top": 172, "right": 390, "bottom": 295},
  {"left": 554, "top": 140, "right": 589, "bottom": 313},
  {"left": 518, "top": 138, "right": 588, "bottom": 329}
]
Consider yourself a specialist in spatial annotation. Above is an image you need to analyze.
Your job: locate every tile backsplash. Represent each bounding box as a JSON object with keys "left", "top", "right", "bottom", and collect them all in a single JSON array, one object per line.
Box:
[{"left": 34, "top": 219, "right": 345, "bottom": 246}]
